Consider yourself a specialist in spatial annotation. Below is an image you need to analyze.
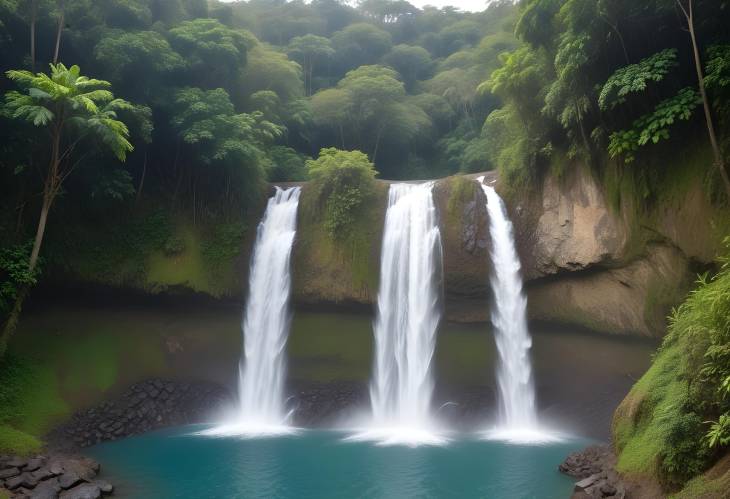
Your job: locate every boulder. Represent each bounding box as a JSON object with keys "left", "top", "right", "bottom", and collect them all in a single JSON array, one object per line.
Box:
[
  {"left": 0, "top": 467, "right": 20, "bottom": 479},
  {"left": 59, "top": 483, "right": 101, "bottom": 499},
  {"left": 29, "top": 478, "right": 62, "bottom": 499}
]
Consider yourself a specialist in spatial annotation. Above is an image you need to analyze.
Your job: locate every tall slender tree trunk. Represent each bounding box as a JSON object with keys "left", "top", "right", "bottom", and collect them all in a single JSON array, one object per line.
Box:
[
  {"left": 372, "top": 123, "right": 385, "bottom": 163},
  {"left": 678, "top": 0, "right": 730, "bottom": 198},
  {"left": 30, "top": 0, "right": 37, "bottom": 70},
  {"left": 1, "top": 130, "right": 61, "bottom": 358},
  {"left": 53, "top": 0, "right": 65, "bottom": 64},
  {"left": 0, "top": 177, "right": 54, "bottom": 357},
  {"left": 135, "top": 150, "right": 148, "bottom": 207}
]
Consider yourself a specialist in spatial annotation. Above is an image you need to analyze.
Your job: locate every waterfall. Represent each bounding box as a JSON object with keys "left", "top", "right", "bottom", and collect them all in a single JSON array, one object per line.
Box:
[
  {"left": 477, "top": 177, "right": 549, "bottom": 442},
  {"left": 352, "top": 182, "right": 444, "bottom": 446},
  {"left": 238, "top": 186, "right": 301, "bottom": 426},
  {"left": 205, "top": 186, "right": 301, "bottom": 436}
]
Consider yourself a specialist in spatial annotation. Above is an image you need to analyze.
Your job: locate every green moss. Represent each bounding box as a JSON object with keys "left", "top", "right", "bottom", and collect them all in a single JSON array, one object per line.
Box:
[
  {"left": 294, "top": 181, "right": 386, "bottom": 301},
  {"left": 146, "top": 224, "right": 210, "bottom": 294},
  {"left": 643, "top": 273, "right": 681, "bottom": 334},
  {"left": 614, "top": 246, "right": 730, "bottom": 489},
  {"left": 672, "top": 463, "right": 730, "bottom": 499},
  {"left": 45, "top": 210, "right": 173, "bottom": 288},
  {"left": 0, "top": 424, "right": 42, "bottom": 455},
  {"left": 446, "top": 176, "right": 475, "bottom": 225},
  {"left": 614, "top": 339, "right": 688, "bottom": 477},
  {"left": 201, "top": 220, "right": 247, "bottom": 285}
]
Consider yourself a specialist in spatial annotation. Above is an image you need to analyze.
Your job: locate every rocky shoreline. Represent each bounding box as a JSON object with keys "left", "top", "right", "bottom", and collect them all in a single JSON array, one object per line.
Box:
[
  {"left": 559, "top": 445, "right": 628, "bottom": 499},
  {"left": 49, "top": 378, "right": 232, "bottom": 450},
  {"left": 0, "top": 453, "right": 110, "bottom": 499}
]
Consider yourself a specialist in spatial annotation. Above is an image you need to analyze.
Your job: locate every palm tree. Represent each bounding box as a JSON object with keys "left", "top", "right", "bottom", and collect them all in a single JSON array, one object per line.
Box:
[{"left": 0, "top": 63, "right": 134, "bottom": 356}]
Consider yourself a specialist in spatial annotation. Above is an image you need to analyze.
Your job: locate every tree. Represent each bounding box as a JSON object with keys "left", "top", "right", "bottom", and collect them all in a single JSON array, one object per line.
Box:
[
  {"left": 287, "top": 34, "right": 334, "bottom": 96},
  {"left": 170, "top": 86, "right": 282, "bottom": 211},
  {"left": 675, "top": 0, "right": 730, "bottom": 198},
  {"left": 382, "top": 44, "right": 432, "bottom": 90},
  {"left": 306, "top": 147, "right": 378, "bottom": 238},
  {"left": 1, "top": 63, "right": 134, "bottom": 355},
  {"left": 358, "top": 0, "right": 418, "bottom": 24},
  {"left": 332, "top": 22, "right": 393, "bottom": 73},
  {"left": 168, "top": 18, "right": 252, "bottom": 90},
  {"left": 239, "top": 44, "right": 304, "bottom": 103},
  {"left": 311, "top": 87, "right": 352, "bottom": 148},
  {"left": 93, "top": 30, "right": 185, "bottom": 97}
]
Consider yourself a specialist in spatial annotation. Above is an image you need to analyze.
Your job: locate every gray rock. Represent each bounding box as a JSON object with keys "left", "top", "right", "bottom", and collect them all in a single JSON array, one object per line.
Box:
[
  {"left": 59, "top": 483, "right": 101, "bottom": 499},
  {"left": 0, "top": 467, "right": 20, "bottom": 479},
  {"left": 574, "top": 474, "right": 601, "bottom": 492},
  {"left": 6, "top": 472, "right": 34, "bottom": 490},
  {"left": 7, "top": 457, "right": 28, "bottom": 468},
  {"left": 30, "top": 478, "right": 61, "bottom": 499},
  {"left": 93, "top": 480, "right": 113, "bottom": 493},
  {"left": 25, "top": 458, "right": 46, "bottom": 472},
  {"left": 58, "top": 472, "right": 82, "bottom": 490}
]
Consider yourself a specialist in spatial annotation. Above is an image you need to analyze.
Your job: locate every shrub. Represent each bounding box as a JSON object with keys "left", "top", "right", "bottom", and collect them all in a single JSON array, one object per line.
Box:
[
  {"left": 162, "top": 236, "right": 186, "bottom": 257},
  {"left": 306, "top": 148, "right": 378, "bottom": 239},
  {"left": 0, "top": 243, "right": 39, "bottom": 316}
]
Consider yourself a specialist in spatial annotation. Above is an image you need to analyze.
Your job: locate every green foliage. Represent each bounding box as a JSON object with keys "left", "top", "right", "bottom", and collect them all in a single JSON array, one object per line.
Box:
[
  {"left": 0, "top": 243, "right": 39, "bottom": 315},
  {"left": 608, "top": 88, "right": 702, "bottom": 163},
  {"left": 201, "top": 220, "right": 246, "bottom": 279},
  {"left": 162, "top": 235, "right": 185, "bottom": 257},
  {"left": 599, "top": 49, "right": 678, "bottom": 111},
  {"left": 4, "top": 63, "right": 134, "bottom": 161},
  {"left": 306, "top": 148, "right": 378, "bottom": 239},
  {"left": 705, "top": 45, "right": 730, "bottom": 92},
  {"left": 382, "top": 44, "right": 433, "bottom": 89},
  {"left": 93, "top": 30, "right": 185, "bottom": 81},
  {"left": 705, "top": 414, "right": 730, "bottom": 449},
  {"left": 0, "top": 354, "right": 42, "bottom": 454},
  {"left": 332, "top": 22, "right": 392, "bottom": 72},
  {"left": 169, "top": 18, "right": 251, "bottom": 87},
  {"left": 661, "top": 412, "right": 712, "bottom": 487},
  {"left": 266, "top": 146, "right": 309, "bottom": 182},
  {"left": 90, "top": 168, "right": 135, "bottom": 201},
  {"left": 617, "top": 239, "right": 730, "bottom": 488},
  {"left": 171, "top": 86, "right": 282, "bottom": 170}
]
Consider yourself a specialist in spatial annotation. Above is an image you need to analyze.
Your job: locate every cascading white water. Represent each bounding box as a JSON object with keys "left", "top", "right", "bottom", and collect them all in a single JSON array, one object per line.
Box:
[
  {"left": 238, "top": 186, "right": 301, "bottom": 426},
  {"left": 205, "top": 186, "right": 301, "bottom": 436},
  {"left": 352, "top": 182, "right": 444, "bottom": 446},
  {"left": 477, "top": 177, "right": 549, "bottom": 442}
]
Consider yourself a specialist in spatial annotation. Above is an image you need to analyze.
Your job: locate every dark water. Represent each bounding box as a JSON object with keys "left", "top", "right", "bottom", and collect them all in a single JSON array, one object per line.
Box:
[
  {"left": 13, "top": 305, "right": 657, "bottom": 440},
  {"left": 89, "top": 426, "right": 592, "bottom": 499},
  {"left": 14, "top": 304, "right": 656, "bottom": 497}
]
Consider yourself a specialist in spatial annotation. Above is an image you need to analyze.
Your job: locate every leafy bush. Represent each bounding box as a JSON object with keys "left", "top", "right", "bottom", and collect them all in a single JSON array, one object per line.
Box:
[
  {"left": 306, "top": 148, "right": 378, "bottom": 239},
  {"left": 201, "top": 221, "right": 247, "bottom": 277},
  {"left": 618, "top": 238, "right": 730, "bottom": 488},
  {"left": 660, "top": 412, "right": 712, "bottom": 487},
  {"left": 0, "top": 243, "right": 39, "bottom": 316},
  {"left": 608, "top": 88, "right": 702, "bottom": 163},
  {"left": 0, "top": 354, "right": 42, "bottom": 455},
  {"left": 162, "top": 236, "right": 186, "bottom": 257},
  {"left": 598, "top": 49, "right": 678, "bottom": 111}
]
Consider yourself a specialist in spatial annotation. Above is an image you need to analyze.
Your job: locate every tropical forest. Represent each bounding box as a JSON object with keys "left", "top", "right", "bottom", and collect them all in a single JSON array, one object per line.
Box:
[{"left": 0, "top": 0, "right": 729, "bottom": 498}]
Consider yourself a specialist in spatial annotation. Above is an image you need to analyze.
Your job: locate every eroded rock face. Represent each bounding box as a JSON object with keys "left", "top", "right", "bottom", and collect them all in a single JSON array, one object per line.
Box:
[
  {"left": 432, "top": 175, "right": 492, "bottom": 322},
  {"left": 500, "top": 164, "right": 725, "bottom": 337},
  {"left": 530, "top": 168, "right": 628, "bottom": 278},
  {"left": 526, "top": 245, "right": 694, "bottom": 337}
]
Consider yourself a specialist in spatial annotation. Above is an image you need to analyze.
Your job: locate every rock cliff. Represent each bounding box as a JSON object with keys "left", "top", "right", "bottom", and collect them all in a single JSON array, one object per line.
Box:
[{"left": 499, "top": 163, "right": 726, "bottom": 337}]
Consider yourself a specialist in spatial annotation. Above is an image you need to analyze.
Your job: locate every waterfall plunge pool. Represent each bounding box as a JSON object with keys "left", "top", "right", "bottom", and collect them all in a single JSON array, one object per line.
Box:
[{"left": 88, "top": 425, "right": 592, "bottom": 499}]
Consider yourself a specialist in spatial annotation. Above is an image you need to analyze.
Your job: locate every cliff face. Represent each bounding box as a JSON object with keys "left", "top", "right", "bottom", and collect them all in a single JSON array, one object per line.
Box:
[
  {"left": 289, "top": 176, "right": 492, "bottom": 322},
  {"left": 500, "top": 162, "right": 726, "bottom": 337},
  {"left": 44, "top": 156, "right": 726, "bottom": 338}
]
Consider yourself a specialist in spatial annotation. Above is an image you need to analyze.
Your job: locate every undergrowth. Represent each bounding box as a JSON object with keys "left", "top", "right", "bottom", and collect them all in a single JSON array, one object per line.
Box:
[{"left": 614, "top": 238, "right": 730, "bottom": 490}]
